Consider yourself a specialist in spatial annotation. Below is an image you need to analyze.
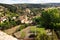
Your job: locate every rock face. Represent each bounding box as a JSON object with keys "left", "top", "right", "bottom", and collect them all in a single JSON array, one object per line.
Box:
[
  {"left": 0, "top": 31, "right": 18, "bottom": 40},
  {"left": 4, "top": 25, "right": 20, "bottom": 35},
  {"left": 14, "top": 27, "right": 31, "bottom": 38}
]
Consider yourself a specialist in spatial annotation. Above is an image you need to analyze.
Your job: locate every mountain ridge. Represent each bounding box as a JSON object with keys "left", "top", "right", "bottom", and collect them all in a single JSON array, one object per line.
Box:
[{"left": 0, "top": 3, "right": 60, "bottom": 13}]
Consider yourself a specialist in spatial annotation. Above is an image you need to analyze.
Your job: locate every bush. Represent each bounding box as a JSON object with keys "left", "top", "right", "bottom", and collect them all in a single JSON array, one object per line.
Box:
[
  {"left": 10, "top": 20, "right": 17, "bottom": 26},
  {"left": 0, "top": 22, "right": 11, "bottom": 30},
  {"left": 41, "top": 9, "right": 60, "bottom": 29},
  {"left": 20, "top": 32, "right": 26, "bottom": 38},
  {"left": 33, "top": 8, "right": 60, "bottom": 30},
  {"left": 20, "top": 25, "right": 26, "bottom": 31}
]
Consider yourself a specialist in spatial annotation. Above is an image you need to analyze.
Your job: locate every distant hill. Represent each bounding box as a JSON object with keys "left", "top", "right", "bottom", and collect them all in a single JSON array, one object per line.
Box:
[
  {"left": 0, "top": 3, "right": 60, "bottom": 13},
  {"left": 13, "top": 3, "right": 60, "bottom": 8},
  {"left": 0, "top": 3, "right": 17, "bottom": 13}
]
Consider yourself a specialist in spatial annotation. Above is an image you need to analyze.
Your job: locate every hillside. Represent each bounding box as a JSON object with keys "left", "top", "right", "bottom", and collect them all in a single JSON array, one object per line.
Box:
[
  {"left": 0, "top": 3, "right": 60, "bottom": 40},
  {"left": 0, "top": 3, "right": 60, "bottom": 12}
]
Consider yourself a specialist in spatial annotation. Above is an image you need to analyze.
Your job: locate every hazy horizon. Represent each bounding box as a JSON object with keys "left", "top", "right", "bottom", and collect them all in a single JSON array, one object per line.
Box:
[{"left": 0, "top": 0, "right": 60, "bottom": 4}]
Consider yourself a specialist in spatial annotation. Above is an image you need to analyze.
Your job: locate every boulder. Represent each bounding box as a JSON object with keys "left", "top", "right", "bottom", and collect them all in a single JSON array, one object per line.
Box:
[{"left": 0, "top": 31, "right": 18, "bottom": 40}]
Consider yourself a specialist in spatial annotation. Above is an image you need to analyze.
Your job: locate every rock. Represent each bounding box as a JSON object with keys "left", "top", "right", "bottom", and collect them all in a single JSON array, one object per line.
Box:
[
  {"left": 14, "top": 27, "right": 30, "bottom": 38},
  {"left": 14, "top": 31, "right": 21, "bottom": 38},
  {"left": 4, "top": 25, "right": 20, "bottom": 35},
  {"left": 0, "top": 31, "right": 18, "bottom": 40},
  {"left": 47, "top": 32, "right": 52, "bottom": 35},
  {"left": 46, "top": 29, "right": 51, "bottom": 33},
  {"left": 25, "top": 8, "right": 31, "bottom": 13}
]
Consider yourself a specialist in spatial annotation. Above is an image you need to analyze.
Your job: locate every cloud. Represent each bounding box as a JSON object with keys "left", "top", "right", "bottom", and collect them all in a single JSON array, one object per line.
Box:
[{"left": 0, "top": 0, "right": 60, "bottom": 4}]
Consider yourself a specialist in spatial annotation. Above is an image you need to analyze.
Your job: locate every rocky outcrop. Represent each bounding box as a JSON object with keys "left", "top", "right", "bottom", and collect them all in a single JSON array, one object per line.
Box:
[
  {"left": 0, "top": 31, "right": 18, "bottom": 40},
  {"left": 4, "top": 25, "right": 20, "bottom": 35},
  {"left": 14, "top": 27, "right": 30, "bottom": 38}
]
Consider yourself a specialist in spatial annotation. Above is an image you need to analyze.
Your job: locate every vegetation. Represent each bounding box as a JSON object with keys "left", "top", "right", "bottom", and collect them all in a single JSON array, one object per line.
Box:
[
  {"left": 32, "top": 8, "right": 60, "bottom": 40},
  {"left": 20, "top": 31, "right": 26, "bottom": 38},
  {"left": 33, "top": 8, "right": 60, "bottom": 30},
  {"left": 0, "top": 4, "right": 60, "bottom": 40}
]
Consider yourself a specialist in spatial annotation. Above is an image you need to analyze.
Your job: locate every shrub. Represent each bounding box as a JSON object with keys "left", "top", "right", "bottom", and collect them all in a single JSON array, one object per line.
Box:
[
  {"left": 20, "top": 32, "right": 26, "bottom": 38},
  {"left": 20, "top": 25, "right": 25, "bottom": 31}
]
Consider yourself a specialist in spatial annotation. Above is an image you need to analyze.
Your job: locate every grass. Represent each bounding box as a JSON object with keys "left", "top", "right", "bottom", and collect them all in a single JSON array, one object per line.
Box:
[{"left": 30, "top": 26, "right": 46, "bottom": 34}]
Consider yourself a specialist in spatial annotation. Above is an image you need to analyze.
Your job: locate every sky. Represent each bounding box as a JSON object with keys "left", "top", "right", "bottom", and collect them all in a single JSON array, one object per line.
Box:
[{"left": 0, "top": 0, "right": 60, "bottom": 4}]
